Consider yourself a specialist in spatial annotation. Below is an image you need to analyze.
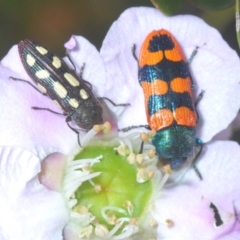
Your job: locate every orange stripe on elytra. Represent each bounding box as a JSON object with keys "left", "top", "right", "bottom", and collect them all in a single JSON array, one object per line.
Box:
[
  {"left": 170, "top": 77, "right": 192, "bottom": 95},
  {"left": 139, "top": 50, "right": 163, "bottom": 68},
  {"left": 148, "top": 109, "right": 174, "bottom": 131},
  {"left": 174, "top": 107, "right": 197, "bottom": 127},
  {"left": 165, "top": 49, "right": 185, "bottom": 62},
  {"left": 141, "top": 80, "right": 168, "bottom": 101}
]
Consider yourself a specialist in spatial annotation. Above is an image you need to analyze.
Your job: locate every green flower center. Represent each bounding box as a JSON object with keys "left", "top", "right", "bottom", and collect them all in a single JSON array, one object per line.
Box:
[
  {"left": 63, "top": 127, "right": 162, "bottom": 239},
  {"left": 74, "top": 145, "right": 152, "bottom": 227}
]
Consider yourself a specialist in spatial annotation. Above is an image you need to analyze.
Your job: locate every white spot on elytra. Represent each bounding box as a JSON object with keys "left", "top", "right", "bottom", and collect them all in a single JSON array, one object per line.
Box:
[
  {"left": 35, "top": 69, "right": 50, "bottom": 79},
  {"left": 54, "top": 81, "right": 67, "bottom": 98},
  {"left": 26, "top": 54, "right": 36, "bottom": 67},
  {"left": 52, "top": 56, "right": 62, "bottom": 69},
  {"left": 80, "top": 89, "right": 89, "bottom": 99},
  {"left": 64, "top": 73, "right": 80, "bottom": 87},
  {"left": 53, "top": 100, "right": 62, "bottom": 109},
  {"left": 69, "top": 98, "right": 79, "bottom": 108},
  {"left": 36, "top": 46, "right": 48, "bottom": 55},
  {"left": 37, "top": 83, "right": 47, "bottom": 93}
]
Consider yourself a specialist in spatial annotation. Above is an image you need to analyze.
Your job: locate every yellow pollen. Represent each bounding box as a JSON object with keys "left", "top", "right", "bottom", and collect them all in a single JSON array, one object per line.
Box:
[
  {"left": 95, "top": 224, "right": 109, "bottom": 238},
  {"left": 127, "top": 153, "right": 136, "bottom": 164},
  {"left": 166, "top": 219, "right": 174, "bottom": 228},
  {"left": 106, "top": 212, "right": 117, "bottom": 225},
  {"left": 94, "top": 184, "right": 102, "bottom": 193},
  {"left": 147, "top": 169, "right": 154, "bottom": 179},
  {"left": 130, "top": 218, "right": 138, "bottom": 225},
  {"left": 137, "top": 168, "right": 148, "bottom": 181},
  {"left": 148, "top": 149, "right": 156, "bottom": 158},
  {"left": 136, "top": 154, "right": 144, "bottom": 164},
  {"left": 74, "top": 205, "right": 89, "bottom": 214},
  {"left": 149, "top": 219, "right": 158, "bottom": 228},
  {"left": 148, "top": 130, "right": 156, "bottom": 138},
  {"left": 140, "top": 132, "right": 149, "bottom": 142},
  {"left": 93, "top": 124, "right": 102, "bottom": 132},
  {"left": 93, "top": 122, "right": 111, "bottom": 134},
  {"left": 162, "top": 164, "right": 173, "bottom": 175},
  {"left": 102, "top": 121, "right": 111, "bottom": 133},
  {"left": 124, "top": 200, "right": 134, "bottom": 210}
]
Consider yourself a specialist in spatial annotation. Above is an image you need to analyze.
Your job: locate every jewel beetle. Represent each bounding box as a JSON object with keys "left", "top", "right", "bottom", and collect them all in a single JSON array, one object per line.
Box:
[
  {"left": 134, "top": 29, "right": 203, "bottom": 172},
  {"left": 15, "top": 39, "right": 103, "bottom": 134},
  {"left": 139, "top": 29, "right": 203, "bottom": 170}
]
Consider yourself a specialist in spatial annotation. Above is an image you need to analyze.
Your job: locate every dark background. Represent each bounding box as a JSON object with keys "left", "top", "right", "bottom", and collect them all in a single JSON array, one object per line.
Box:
[{"left": 0, "top": 0, "right": 238, "bottom": 59}]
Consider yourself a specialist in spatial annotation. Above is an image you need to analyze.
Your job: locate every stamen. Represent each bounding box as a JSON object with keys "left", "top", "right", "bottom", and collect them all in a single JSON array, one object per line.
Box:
[
  {"left": 87, "top": 180, "right": 102, "bottom": 193},
  {"left": 95, "top": 224, "right": 109, "bottom": 238},
  {"left": 70, "top": 211, "right": 95, "bottom": 225},
  {"left": 147, "top": 169, "right": 154, "bottom": 179},
  {"left": 148, "top": 130, "right": 156, "bottom": 138},
  {"left": 148, "top": 149, "right": 156, "bottom": 158},
  {"left": 149, "top": 219, "right": 158, "bottom": 228},
  {"left": 74, "top": 205, "right": 89, "bottom": 214},
  {"left": 79, "top": 226, "right": 93, "bottom": 238},
  {"left": 162, "top": 164, "right": 173, "bottom": 175},
  {"left": 127, "top": 153, "right": 136, "bottom": 164},
  {"left": 140, "top": 132, "right": 149, "bottom": 142},
  {"left": 158, "top": 173, "right": 170, "bottom": 189},
  {"left": 101, "top": 206, "right": 127, "bottom": 224},
  {"left": 136, "top": 154, "right": 144, "bottom": 164},
  {"left": 105, "top": 221, "right": 123, "bottom": 238},
  {"left": 64, "top": 172, "right": 101, "bottom": 199},
  {"left": 115, "top": 140, "right": 130, "bottom": 156},
  {"left": 68, "top": 156, "right": 102, "bottom": 167},
  {"left": 93, "top": 121, "right": 111, "bottom": 134},
  {"left": 165, "top": 219, "right": 174, "bottom": 228},
  {"left": 137, "top": 168, "right": 146, "bottom": 182},
  {"left": 102, "top": 121, "right": 111, "bottom": 133},
  {"left": 81, "top": 127, "right": 99, "bottom": 147},
  {"left": 123, "top": 200, "right": 134, "bottom": 216},
  {"left": 113, "top": 224, "right": 139, "bottom": 239},
  {"left": 94, "top": 184, "right": 102, "bottom": 193},
  {"left": 151, "top": 210, "right": 174, "bottom": 228}
]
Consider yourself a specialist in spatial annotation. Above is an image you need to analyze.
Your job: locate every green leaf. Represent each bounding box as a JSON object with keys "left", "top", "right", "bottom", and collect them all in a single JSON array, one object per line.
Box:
[
  {"left": 188, "top": 0, "right": 235, "bottom": 10},
  {"left": 236, "top": 0, "right": 240, "bottom": 48},
  {"left": 151, "top": 0, "right": 184, "bottom": 15}
]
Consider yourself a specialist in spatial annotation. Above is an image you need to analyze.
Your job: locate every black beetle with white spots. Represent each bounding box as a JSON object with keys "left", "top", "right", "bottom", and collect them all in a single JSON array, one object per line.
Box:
[{"left": 14, "top": 39, "right": 104, "bottom": 140}]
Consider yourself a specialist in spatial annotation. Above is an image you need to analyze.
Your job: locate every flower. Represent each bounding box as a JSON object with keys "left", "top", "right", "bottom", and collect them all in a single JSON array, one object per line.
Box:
[
  {"left": 154, "top": 140, "right": 240, "bottom": 239},
  {"left": 0, "top": 6, "right": 240, "bottom": 240},
  {"left": 100, "top": 6, "right": 240, "bottom": 239},
  {"left": 0, "top": 146, "right": 68, "bottom": 240}
]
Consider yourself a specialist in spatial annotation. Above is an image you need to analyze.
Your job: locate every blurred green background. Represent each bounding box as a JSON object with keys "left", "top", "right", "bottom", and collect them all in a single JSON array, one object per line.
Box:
[{"left": 0, "top": 0, "right": 238, "bottom": 59}]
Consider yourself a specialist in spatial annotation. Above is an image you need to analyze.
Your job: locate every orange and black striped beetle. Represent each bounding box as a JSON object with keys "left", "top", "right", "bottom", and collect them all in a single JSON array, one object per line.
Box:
[{"left": 123, "top": 29, "right": 203, "bottom": 175}]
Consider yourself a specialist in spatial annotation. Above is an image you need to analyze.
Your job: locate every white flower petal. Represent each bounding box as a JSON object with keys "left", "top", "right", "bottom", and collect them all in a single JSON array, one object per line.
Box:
[
  {"left": 0, "top": 46, "right": 78, "bottom": 158},
  {"left": 154, "top": 141, "right": 240, "bottom": 240},
  {"left": 0, "top": 146, "right": 68, "bottom": 240}
]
